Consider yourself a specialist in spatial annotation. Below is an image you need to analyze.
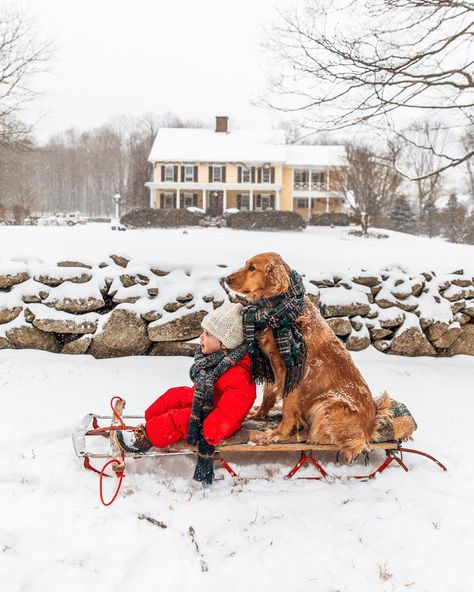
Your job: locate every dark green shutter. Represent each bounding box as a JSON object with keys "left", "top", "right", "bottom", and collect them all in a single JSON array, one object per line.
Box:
[
  {"left": 271, "top": 167, "right": 275, "bottom": 183},
  {"left": 257, "top": 168, "right": 262, "bottom": 183},
  {"left": 160, "top": 193, "right": 164, "bottom": 208},
  {"left": 194, "top": 166, "right": 198, "bottom": 182},
  {"left": 238, "top": 167, "right": 242, "bottom": 183},
  {"left": 209, "top": 166, "right": 213, "bottom": 182},
  {"left": 181, "top": 167, "right": 185, "bottom": 182},
  {"left": 251, "top": 167, "right": 255, "bottom": 182},
  {"left": 173, "top": 166, "right": 178, "bottom": 182},
  {"left": 193, "top": 193, "right": 198, "bottom": 207},
  {"left": 161, "top": 166, "right": 165, "bottom": 182},
  {"left": 222, "top": 166, "right": 226, "bottom": 183}
]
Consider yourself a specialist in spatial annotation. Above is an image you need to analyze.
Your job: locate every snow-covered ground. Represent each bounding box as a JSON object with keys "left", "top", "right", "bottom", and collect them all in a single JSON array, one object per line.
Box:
[
  {"left": 1, "top": 224, "right": 474, "bottom": 591},
  {"left": 1, "top": 349, "right": 473, "bottom": 592},
  {"left": 1, "top": 223, "right": 474, "bottom": 275}
]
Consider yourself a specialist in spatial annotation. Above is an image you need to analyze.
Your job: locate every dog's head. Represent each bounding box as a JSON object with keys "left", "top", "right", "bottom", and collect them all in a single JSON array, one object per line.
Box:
[{"left": 225, "top": 252, "right": 292, "bottom": 301}]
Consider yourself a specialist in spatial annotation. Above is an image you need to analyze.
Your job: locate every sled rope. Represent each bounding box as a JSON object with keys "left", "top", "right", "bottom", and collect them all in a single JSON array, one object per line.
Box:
[{"left": 98, "top": 396, "right": 126, "bottom": 507}]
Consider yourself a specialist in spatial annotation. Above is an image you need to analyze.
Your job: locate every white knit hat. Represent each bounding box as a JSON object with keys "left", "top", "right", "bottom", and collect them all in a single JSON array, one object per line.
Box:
[{"left": 201, "top": 302, "right": 245, "bottom": 349}]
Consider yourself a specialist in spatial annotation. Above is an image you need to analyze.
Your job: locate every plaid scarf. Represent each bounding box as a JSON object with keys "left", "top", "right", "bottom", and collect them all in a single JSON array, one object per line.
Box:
[
  {"left": 243, "top": 269, "right": 307, "bottom": 397},
  {"left": 187, "top": 343, "right": 247, "bottom": 484}
]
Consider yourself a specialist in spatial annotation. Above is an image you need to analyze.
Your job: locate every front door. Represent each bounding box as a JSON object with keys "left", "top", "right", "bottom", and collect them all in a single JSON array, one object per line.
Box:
[{"left": 208, "top": 191, "right": 223, "bottom": 216}]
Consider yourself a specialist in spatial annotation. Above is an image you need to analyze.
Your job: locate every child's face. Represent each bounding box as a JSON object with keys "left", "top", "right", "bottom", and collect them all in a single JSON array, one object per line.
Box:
[{"left": 199, "top": 330, "right": 223, "bottom": 354}]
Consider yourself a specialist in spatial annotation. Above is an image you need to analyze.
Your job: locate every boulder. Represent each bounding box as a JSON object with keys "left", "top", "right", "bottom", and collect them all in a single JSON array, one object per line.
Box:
[
  {"left": 352, "top": 275, "right": 380, "bottom": 287},
  {"left": 0, "top": 306, "right": 22, "bottom": 324},
  {"left": 147, "top": 288, "right": 159, "bottom": 297},
  {"left": 164, "top": 302, "right": 184, "bottom": 313},
  {"left": 372, "top": 339, "right": 391, "bottom": 352},
  {"left": 46, "top": 296, "right": 105, "bottom": 314},
  {"left": 62, "top": 335, "right": 92, "bottom": 355},
  {"left": 326, "top": 317, "right": 352, "bottom": 337},
  {"left": 176, "top": 293, "right": 194, "bottom": 304},
  {"left": 411, "top": 282, "right": 424, "bottom": 297},
  {"left": 6, "top": 325, "right": 60, "bottom": 353},
  {"left": 425, "top": 321, "right": 449, "bottom": 342},
  {"left": 463, "top": 301, "right": 474, "bottom": 317},
  {"left": 463, "top": 287, "right": 474, "bottom": 299},
  {"left": 432, "top": 324, "right": 462, "bottom": 349},
  {"left": 0, "top": 271, "right": 29, "bottom": 289},
  {"left": 375, "top": 297, "right": 418, "bottom": 312},
  {"left": 120, "top": 273, "right": 149, "bottom": 288},
  {"left": 150, "top": 268, "right": 170, "bottom": 277},
  {"left": 345, "top": 331, "right": 371, "bottom": 351},
  {"left": 389, "top": 327, "right": 436, "bottom": 356},
  {"left": 34, "top": 271, "right": 92, "bottom": 287},
  {"left": 0, "top": 336, "right": 15, "bottom": 349},
  {"left": 57, "top": 260, "right": 93, "bottom": 269},
  {"left": 451, "top": 301, "right": 466, "bottom": 314},
  {"left": 148, "top": 342, "right": 198, "bottom": 357},
  {"left": 378, "top": 312, "right": 405, "bottom": 329},
  {"left": 454, "top": 312, "right": 471, "bottom": 325},
  {"left": 445, "top": 325, "right": 474, "bottom": 356},
  {"left": 368, "top": 326, "right": 393, "bottom": 340},
  {"left": 148, "top": 311, "right": 207, "bottom": 342},
  {"left": 451, "top": 278, "right": 472, "bottom": 287},
  {"left": 141, "top": 310, "right": 163, "bottom": 323},
  {"left": 89, "top": 309, "right": 151, "bottom": 358},
  {"left": 32, "top": 315, "right": 98, "bottom": 334},
  {"left": 112, "top": 294, "right": 141, "bottom": 304},
  {"left": 319, "top": 302, "right": 370, "bottom": 318},
  {"left": 110, "top": 254, "right": 130, "bottom": 268}
]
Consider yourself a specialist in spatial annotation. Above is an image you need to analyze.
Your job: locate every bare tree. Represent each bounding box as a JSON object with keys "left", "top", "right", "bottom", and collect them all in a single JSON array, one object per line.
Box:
[
  {"left": 342, "top": 144, "right": 403, "bottom": 234},
  {"left": 394, "top": 120, "right": 445, "bottom": 225},
  {"left": 0, "top": 6, "right": 51, "bottom": 146},
  {"left": 266, "top": 0, "right": 474, "bottom": 177}
]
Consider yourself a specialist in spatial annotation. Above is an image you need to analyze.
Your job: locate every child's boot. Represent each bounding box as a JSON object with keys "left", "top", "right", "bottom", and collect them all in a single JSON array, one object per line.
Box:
[{"left": 117, "top": 425, "right": 153, "bottom": 454}]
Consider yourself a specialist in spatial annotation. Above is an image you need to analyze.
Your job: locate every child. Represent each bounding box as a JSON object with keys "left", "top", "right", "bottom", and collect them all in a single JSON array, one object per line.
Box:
[{"left": 117, "top": 302, "right": 256, "bottom": 483}]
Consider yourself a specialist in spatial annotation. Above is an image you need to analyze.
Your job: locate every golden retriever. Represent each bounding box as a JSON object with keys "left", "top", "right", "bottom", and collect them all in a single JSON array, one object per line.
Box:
[{"left": 226, "top": 252, "right": 390, "bottom": 460}]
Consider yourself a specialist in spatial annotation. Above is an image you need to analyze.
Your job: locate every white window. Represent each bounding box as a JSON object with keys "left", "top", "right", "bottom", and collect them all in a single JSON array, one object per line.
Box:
[
  {"left": 261, "top": 195, "right": 273, "bottom": 210},
  {"left": 262, "top": 168, "right": 271, "bottom": 183},
  {"left": 242, "top": 167, "right": 251, "bottom": 183},
  {"left": 164, "top": 165, "right": 174, "bottom": 182},
  {"left": 184, "top": 166, "right": 194, "bottom": 182},
  {"left": 312, "top": 171, "right": 326, "bottom": 189},
  {"left": 212, "top": 166, "right": 222, "bottom": 183},
  {"left": 237, "top": 194, "right": 250, "bottom": 210}
]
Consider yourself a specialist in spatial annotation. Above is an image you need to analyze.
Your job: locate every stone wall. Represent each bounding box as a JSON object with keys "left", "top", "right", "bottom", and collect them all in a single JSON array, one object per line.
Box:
[{"left": 1, "top": 257, "right": 473, "bottom": 357}]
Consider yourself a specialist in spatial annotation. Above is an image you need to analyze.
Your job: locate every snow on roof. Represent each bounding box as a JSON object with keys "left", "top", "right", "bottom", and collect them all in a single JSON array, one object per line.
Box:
[
  {"left": 148, "top": 127, "right": 347, "bottom": 166},
  {"left": 148, "top": 128, "right": 287, "bottom": 164}
]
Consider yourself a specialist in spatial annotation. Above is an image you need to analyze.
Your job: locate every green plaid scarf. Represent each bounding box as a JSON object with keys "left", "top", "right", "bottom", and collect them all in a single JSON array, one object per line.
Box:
[
  {"left": 243, "top": 269, "right": 307, "bottom": 396},
  {"left": 187, "top": 343, "right": 247, "bottom": 484}
]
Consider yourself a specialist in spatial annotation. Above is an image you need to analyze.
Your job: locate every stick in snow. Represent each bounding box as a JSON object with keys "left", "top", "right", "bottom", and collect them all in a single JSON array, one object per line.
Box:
[
  {"left": 137, "top": 514, "right": 167, "bottom": 529},
  {"left": 188, "top": 526, "right": 209, "bottom": 572}
]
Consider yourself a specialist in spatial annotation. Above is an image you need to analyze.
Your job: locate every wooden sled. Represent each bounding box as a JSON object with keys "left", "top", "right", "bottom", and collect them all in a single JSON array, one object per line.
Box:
[{"left": 73, "top": 408, "right": 447, "bottom": 482}]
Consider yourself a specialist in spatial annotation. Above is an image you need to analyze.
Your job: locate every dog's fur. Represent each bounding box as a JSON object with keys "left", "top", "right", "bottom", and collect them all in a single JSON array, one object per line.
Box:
[{"left": 226, "top": 252, "right": 391, "bottom": 460}]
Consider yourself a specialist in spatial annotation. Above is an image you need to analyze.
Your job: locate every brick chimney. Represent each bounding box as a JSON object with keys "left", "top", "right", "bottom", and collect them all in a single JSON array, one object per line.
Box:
[{"left": 215, "top": 116, "right": 229, "bottom": 133}]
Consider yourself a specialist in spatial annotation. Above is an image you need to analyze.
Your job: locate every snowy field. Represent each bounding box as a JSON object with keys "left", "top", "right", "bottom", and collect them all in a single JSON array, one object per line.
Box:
[
  {"left": 1, "top": 224, "right": 474, "bottom": 591},
  {"left": 1, "top": 223, "right": 474, "bottom": 275}
]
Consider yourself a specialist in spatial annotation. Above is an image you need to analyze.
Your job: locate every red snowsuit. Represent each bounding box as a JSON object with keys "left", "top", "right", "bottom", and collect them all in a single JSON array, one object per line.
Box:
[{"left": 144, "top": 353, "right": 256, "bottom": 448}]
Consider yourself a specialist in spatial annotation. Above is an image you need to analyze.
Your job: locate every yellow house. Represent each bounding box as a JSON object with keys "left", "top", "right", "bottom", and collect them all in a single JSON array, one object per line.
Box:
[{"left": 145, "top": 116, "right": 347, "bottom": 221}]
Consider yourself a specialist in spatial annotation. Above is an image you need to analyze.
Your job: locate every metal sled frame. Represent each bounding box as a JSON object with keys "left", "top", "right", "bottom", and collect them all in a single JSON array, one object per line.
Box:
[{"left": 73, "top": 413, "right": 447, "bottom": 481}]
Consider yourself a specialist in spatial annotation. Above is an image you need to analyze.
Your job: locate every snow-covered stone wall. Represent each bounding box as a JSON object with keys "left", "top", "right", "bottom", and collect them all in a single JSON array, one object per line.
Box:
[{"left": 1, "top": 256, "right": 473, "bottom": 357}]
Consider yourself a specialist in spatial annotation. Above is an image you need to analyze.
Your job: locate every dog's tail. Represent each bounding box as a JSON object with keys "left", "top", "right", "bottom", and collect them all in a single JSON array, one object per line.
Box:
[{"left": 370, "top": 391, "right": 393, "bottom": 442}]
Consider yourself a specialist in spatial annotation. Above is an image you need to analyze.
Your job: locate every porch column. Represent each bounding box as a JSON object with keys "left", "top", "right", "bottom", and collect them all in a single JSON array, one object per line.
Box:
[
  {"left": 149, "top": 187, "right": 156, "bottom": 208},
  {"left": 223, "top": 189, "right": 227, "bottom": 212},
  {"left": 249, "top": 188, "right": 254, "bottom": 211},
  {"left": 202, "top": 189, "right": 207, "bottom": 212},
  {"left": 276, "top": 189, "right": 282, "bottom": 211},
  {"left": 308, "top": 198, "right": 311, "bottom": 222},
  {"left": 309, "top": 168, "right": 312, "bottom": 191},
  {"left": 176, "top": 188, "right": 181, "bottom": 209},
  {"left": 327, "top": 169, "right": 330, "bottom": 190},
  {"left": 326, "top": 197, "right": 330, "bottom": 213}
]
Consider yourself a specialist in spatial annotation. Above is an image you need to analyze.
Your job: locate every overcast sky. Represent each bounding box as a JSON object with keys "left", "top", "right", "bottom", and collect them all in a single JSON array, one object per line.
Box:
[{"left": 5, "top": 0, "right": 297, "bottom": 142}]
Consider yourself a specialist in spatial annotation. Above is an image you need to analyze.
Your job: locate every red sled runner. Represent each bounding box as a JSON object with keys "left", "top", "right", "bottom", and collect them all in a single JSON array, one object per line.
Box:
[{"left": 73, "top": 397, "right": 447, "bottom": 505}]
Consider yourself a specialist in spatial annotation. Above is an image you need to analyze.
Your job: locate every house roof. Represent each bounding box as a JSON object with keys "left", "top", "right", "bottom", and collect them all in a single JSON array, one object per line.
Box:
[{"left": 148, "top": 127, "right": 347, "bottom": 167}]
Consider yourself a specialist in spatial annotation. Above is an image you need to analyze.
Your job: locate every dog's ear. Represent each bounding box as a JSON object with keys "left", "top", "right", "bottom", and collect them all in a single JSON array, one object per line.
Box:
[{"left": 263, "top": 256, "right": 291, "bottom": 296}]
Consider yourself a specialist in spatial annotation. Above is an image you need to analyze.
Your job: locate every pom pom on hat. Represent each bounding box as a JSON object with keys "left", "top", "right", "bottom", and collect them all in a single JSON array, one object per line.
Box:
[{"left": 201, "top": 301, "right": 244, "bottom": 349}]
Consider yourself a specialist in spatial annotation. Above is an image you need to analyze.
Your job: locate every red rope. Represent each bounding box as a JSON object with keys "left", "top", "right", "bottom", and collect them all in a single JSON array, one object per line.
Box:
[{"left": 98, "top": 396, "right": 127, "bottom": 506}]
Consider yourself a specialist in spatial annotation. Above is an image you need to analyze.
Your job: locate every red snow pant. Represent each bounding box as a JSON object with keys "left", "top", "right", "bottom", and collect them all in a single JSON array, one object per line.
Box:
[{"left": 144, "top": 386, "right": 194, "bottom": 449}]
